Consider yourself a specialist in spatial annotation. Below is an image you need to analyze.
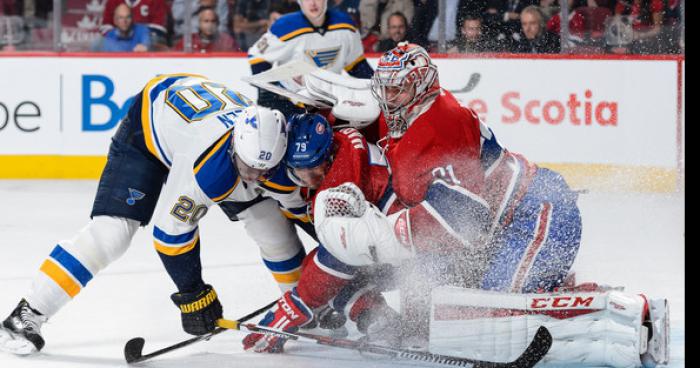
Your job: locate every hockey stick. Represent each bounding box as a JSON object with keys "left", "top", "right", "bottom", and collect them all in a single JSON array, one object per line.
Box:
[
  {"left": 447, "top": 73, "right": 482, "bottom": 94},
  {"left": 220, "top": 319, "right": 552, "bottom": 368},
  {"left": 123, "top": 300, "right": 276, "bottom": 364}
]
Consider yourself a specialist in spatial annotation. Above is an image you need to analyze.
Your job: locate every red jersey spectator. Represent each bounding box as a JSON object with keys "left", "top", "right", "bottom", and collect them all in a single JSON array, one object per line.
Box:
[
  {"left": 174, "top": 6, "right": 239, "bottom": 52},
  {"left": 614, "top": 0, "right": 669, "bottom": 53},
  {"left": 546, "top": 1, "right": 586, "bottom": 36},
  {"left": 615, "top": 0, "right": 663, "bottom": 31}
]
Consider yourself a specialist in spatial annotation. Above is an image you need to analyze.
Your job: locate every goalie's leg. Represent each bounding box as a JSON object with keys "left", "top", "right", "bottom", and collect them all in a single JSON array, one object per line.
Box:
[{"left": 481, "top": 168, "right": 582, "bottom": 293}]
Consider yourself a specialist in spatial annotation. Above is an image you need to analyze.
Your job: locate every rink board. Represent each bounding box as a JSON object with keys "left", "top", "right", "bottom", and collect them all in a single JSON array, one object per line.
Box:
[{"left": 0, "top": 54, "right": 684, "bottom": 192}]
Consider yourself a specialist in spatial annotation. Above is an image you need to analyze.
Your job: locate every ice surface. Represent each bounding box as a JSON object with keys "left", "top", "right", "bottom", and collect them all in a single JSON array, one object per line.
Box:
[{"left": 0, "top": 180, "right": 684, "bottom": 367}]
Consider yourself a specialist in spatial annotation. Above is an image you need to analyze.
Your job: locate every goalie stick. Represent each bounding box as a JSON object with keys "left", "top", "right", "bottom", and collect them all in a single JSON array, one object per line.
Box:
[
  {"left": 219, "top": 319, "right": 552, "bottom": 368},
  {"left": 447, "top": 73, "right": 481, "bottom": 94},
  {"left": 123, "top": 300, "right": 276, "bottom": 364}
]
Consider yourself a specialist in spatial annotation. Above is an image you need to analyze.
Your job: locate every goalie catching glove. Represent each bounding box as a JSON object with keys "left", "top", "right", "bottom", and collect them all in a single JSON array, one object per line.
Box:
[
  {"left": 171, "top": 284, "right": 223, "bottom": 336},
  {"left": 243, "top": 288, "right": 313, "bottom": 353},
  {"left": 314, "top": 182, "right": 415, "bottom": 267}
]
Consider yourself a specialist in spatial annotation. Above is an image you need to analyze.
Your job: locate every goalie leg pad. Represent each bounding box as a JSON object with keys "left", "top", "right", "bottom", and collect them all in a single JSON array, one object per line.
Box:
[{"left": 429, "top": 287, "right": 669, "bottom": 367}]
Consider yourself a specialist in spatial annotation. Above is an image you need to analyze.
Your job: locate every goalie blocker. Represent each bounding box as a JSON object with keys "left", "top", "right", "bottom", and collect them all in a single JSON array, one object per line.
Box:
[{"left": 429, "top": 286, "right": 669, "bottom": 368}]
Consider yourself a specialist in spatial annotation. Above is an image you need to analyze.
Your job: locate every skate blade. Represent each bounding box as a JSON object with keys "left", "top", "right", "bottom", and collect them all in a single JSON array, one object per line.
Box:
[{"left": 0, "top": 327, "right": 39, "bottom": 355}]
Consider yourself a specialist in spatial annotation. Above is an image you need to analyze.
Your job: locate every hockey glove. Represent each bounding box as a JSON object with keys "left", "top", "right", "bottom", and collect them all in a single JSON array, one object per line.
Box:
[
  {"left": 242, "top": 288, "right": 313, "bottom": 353},
  {"left": 170, "top": 284, "right": 223, "bottom": 336}
]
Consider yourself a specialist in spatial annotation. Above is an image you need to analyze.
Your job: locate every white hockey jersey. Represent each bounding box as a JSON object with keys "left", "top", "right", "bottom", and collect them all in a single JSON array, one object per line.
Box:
[
  {"left": 138, "top": 74, "right": 308, "bottom": 256},
  {"left": 247, "top": 9, "right": 367, "bottom": 75}
]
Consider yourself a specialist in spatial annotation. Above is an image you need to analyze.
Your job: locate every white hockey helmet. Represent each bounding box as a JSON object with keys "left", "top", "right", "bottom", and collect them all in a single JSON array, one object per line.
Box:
[
  {"left": 232, "top": 106, "right": 288, "bottom": 182},
  {"left": 371, "top": 42, "right": 439, "bottom": 138}
]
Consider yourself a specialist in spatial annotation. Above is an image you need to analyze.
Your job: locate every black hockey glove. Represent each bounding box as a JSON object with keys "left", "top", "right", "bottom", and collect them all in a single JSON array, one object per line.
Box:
[{"left": 170, "top": 284, "right": 223, "bottom": 336}]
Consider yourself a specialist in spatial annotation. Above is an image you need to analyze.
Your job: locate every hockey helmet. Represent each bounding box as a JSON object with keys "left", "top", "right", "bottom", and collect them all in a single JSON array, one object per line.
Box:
[
  {"left": 232, "top": 106, "right": 288, "bottom": 182},
  {"left": 285, "top": 113, "right": 333, "bottom": 188},
  {"left": 371, "top": 42, "right": 439, "bottom": 138}
]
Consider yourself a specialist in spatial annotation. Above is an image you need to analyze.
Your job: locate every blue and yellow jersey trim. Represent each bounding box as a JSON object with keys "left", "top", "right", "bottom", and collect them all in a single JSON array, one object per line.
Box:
[
  {"left": 194, "top": 131, "right": 240, "bottom": 202},
  {"left": 344, "top": 55, "right": 367, "bottom": 72},
  {"left": 259, "top": 166, "right": 297, "bottom": 194},
  {"left": 248, "top": 56, "right": 268, "bottom": 65},
  {"left": 281, "top": 205, "right": 311, "bottom": 223},
  {"left": 153, "top": 226, "right": 200, "bottom": 256},
  {"left": 270, "top": 10, "right": 357, "bottom": 42},
  {"left": 141, "top": 73, "right": 208, "bottom": 168},
  {"left": 263, "top": 248, "right": 306, "bottom": 284},
  {"left": 39, "top": 245, "right": 94, "bottom": 298}
]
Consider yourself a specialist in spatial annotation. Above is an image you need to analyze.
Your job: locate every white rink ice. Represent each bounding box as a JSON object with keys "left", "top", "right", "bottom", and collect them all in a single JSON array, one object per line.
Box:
[{"left": 0, "top": 180, "right": 685, "bottom": 368}]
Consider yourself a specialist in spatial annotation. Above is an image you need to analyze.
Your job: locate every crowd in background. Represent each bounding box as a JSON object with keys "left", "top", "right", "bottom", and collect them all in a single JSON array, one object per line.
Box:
[{"left": 0, "top": 0, "right": 685, "bottom": 54}]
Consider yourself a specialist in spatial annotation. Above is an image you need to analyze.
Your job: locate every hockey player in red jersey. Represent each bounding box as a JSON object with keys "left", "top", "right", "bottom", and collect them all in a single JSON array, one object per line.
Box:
[{"left": 242, "top": 113, "right": 406, "bottom": 353}]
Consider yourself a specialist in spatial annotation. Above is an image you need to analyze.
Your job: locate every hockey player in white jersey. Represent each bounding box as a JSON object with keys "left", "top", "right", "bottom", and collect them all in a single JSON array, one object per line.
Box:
[
  {"left": 247, "top": 0, "right": 374, "bottom": 116},
  {"left": 0, "top": 74, "right": 310, "bottom": 355}
]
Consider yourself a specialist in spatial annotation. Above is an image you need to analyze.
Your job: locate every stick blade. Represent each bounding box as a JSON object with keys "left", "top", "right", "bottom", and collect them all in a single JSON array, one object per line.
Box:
[
  {"left": 510, "top": 326, "right": 552, "bottom": 368},
  {"left": 124, "top": 337, "right": 146, "bottom": 364}
]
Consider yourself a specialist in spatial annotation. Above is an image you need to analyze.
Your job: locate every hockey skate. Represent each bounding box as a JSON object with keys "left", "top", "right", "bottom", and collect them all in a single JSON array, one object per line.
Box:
[{"left": 0, "top": 299, "right": 47, "bottom": 355}]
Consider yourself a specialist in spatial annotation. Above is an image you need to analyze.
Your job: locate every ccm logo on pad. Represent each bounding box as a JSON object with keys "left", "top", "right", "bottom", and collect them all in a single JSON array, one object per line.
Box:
[{"left": 529, "top": 296, "right": 595, "bottom": 309}]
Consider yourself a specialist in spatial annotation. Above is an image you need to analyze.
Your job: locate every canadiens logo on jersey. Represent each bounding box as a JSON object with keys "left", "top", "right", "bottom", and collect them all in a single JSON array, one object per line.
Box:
[{"left": 305, "top": 47, "right": 341, "bottom": 69}]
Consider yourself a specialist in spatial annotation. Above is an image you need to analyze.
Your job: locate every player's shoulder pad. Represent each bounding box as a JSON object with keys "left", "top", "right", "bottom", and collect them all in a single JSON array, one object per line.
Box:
[
  {"left": 259, "top": 163, "right": 298, "bottom": 194},
  {"left": 270, "top": 11, "right": 315, "bottom": 41},
  {"left": 326, "top": 9, "right": 358, "bottom": 32},
  {"left": 193, "top": 131, "right": 240, "bottom": 202}
]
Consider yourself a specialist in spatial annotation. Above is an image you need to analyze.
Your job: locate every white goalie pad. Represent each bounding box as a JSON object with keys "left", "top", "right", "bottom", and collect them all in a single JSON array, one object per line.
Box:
[
  {"left": 429, "top": 286, "right": 670, "bottom": 367},
  {"left": 242, "top": 60, "right": 380, "bottom": 129}
]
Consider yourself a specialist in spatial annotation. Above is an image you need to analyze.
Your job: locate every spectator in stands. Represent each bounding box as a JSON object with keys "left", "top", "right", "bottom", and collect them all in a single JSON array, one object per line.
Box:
[
  {"left": 359, "top": 0, "right": 413, "bottom": 41},
  {"left": 545, "top": 0, "right": 587, "bottom": 36},
  {"left": 374, "top": 11, "right": 408, "bottom": 51},
  {"left": 172, "top": 0, "right": 230, "bottom": 39},
  {"left": 233, "top": 0, "right": 270, "bottom": 51},
  {"left": 448, "top": 13, "right": 502, "bottom": 53},
  {"left": 511, "top": 5, "right": 560, "bottom": 52},
  {"left": 613, "top": 0, "right": 667, "bottom": 53},
  {"left": 93, "top": 3, "right": 150, "bottom": 52},
  {"left": 174, "top": 6, "right": 239, "bottom": 52},
  {"left": 484, "top": 0, "right": 538, "bottom": 41},
  {"left": 101, "top": 0, "right": 167, "bottom": 46}
]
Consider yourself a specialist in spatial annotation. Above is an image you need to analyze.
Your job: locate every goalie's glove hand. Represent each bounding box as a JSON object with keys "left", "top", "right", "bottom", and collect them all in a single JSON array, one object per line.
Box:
[
  {"left": 242, "top": 288, "right": 313, "bottom": 353},
  {"left": 170, "top": 284, "right": 223, "bottom": 336}
]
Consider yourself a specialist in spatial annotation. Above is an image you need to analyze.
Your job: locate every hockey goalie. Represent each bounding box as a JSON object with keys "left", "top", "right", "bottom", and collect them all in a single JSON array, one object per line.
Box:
[{"left": 243, "top": 42, "right": 670, "bottom": 368}]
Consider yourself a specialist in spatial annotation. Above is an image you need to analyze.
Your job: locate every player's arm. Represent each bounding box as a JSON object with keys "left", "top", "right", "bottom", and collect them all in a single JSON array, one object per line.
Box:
[
  {"left": 344, "top": 30, "right": 373, "bottom": 79},
  {"left": 153, "top": 159, "right": 223, "bottom": 336},
  {"left": 247, "top": 22, "right": 295, "bottom": 75}
]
